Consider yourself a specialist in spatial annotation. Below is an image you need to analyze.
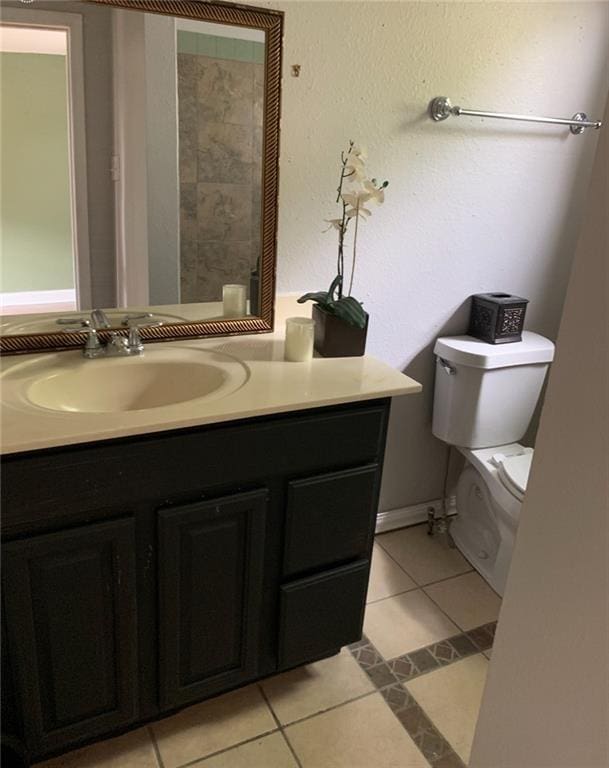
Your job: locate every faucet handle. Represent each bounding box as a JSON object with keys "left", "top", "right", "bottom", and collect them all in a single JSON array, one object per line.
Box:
[
  {"left": 121, "top": 312, "right": 154, "bottom": 327},
  {"left": 72, "top": 327, "right": 104, "bottom": 358},
  {"left": 56, "top": 316, "right": 90, "bottom": 327},
  {"left": 125, "top": 316, "right": 163, "bottom": 329},
  {"left": 127, "top": 325, "right": 145, "bottom": 354}
]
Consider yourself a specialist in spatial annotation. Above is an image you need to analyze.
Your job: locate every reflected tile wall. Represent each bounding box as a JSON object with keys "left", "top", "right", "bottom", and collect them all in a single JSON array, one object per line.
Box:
[{"left": 178, "top": 42, "right": 264, "bottom": 305}]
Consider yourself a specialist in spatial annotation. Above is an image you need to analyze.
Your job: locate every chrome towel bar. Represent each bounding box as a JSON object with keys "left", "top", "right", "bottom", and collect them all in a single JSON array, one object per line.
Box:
[{"left": 430, "top": 96, "right": 602, "bottom": 135}]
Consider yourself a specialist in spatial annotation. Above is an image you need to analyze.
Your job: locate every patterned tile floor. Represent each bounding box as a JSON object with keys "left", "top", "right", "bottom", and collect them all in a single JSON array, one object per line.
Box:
[{"left": 37, "top": 524, "right": 502, "bottom": 768}]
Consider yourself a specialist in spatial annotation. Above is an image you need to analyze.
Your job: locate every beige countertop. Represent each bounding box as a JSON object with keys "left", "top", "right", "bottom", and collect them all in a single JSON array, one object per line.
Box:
[{"left": 0, "top": 296, "right": 421, "bottom": 455}]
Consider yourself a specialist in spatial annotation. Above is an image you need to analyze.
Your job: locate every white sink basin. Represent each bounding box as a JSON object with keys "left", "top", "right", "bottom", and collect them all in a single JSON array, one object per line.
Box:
[{"left": 2, "top": 346, "right": 249, "bottom": 414}]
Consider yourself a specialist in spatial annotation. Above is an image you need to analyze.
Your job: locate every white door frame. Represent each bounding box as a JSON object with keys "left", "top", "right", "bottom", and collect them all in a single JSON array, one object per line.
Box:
[
  {"left": 111, "top": 9, "right": 150, "bottom": 307},
  {"left": 0, "top": 8, "right": 92, "bottom": 310}
]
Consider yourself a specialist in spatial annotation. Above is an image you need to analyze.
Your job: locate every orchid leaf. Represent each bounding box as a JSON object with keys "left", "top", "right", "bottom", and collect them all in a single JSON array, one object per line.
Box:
[
  {"left": 297, "top": 290, "right": 329, "bottom": 305},
  {"left": 298, "top": 275, "right": 344, "bottom": 308},
  {"left": 327, "top": 296, "right": 367, "bottom": 329},
  {"left": 327, "top": 274, "right": 343, "bottom": 300}
]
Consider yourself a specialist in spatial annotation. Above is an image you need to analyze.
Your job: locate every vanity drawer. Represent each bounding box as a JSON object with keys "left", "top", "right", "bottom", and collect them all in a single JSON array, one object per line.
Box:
[
  {"left": 278, "top": 559, "right": 369, "bottom": 669},
  {"left": 1, "top": 400, "right": 389, "bottom": 537},
  {"left": 283, "top": 465, "right": 379, "bottom": 578}
]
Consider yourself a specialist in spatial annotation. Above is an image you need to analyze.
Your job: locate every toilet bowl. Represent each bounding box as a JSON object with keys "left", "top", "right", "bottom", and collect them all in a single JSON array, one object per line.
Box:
[
  {"left": 451, "top": 443, "right": 533, "bottom": 595},
  {"left": 432, "top": 332, "right": 554, "bottom": 597}
]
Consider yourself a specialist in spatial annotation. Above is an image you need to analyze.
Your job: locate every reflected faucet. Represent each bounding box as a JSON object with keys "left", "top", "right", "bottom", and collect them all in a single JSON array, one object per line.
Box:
[
  {"left": 56, "top": 310, "right": 157, "bottom": 329},
  {"left": 90, "top": 309, "right": 111, "bottom": 329},
  {"left": 56, "top": 308, "right": 111, "bottom": 329}
]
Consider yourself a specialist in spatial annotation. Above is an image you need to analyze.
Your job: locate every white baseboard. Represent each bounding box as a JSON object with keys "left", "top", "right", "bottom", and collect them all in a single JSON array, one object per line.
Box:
[
  {"left": 1, "top": 289, "right": 76, "bottom": 307},
  {"left": 376, "top": 496, "right": 457, "bottom": 534}
]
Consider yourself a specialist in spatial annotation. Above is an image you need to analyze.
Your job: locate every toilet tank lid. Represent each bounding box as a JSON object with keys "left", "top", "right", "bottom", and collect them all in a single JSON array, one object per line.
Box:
[{"left": 434, "top": 332, "right": 555, "bottom": 369}]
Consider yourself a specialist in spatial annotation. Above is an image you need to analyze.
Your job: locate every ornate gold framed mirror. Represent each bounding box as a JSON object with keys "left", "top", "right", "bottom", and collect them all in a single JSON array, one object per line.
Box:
[{"left": 0, "top": 0, "right": 282, "bottom": 354}]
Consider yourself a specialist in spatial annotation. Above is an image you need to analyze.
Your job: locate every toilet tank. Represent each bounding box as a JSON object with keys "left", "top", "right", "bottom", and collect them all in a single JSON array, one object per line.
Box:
[{"left": 432, "top": 332, "right": 555, "bottom": 448}]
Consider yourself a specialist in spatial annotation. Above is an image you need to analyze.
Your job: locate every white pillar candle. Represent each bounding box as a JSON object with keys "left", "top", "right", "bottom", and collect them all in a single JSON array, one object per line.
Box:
[
  {"left": 223, "top": 284, "right": 247, "bottom": 317},
  {"left": 285, "top": 317, "right": 315, "bottom": 362}
]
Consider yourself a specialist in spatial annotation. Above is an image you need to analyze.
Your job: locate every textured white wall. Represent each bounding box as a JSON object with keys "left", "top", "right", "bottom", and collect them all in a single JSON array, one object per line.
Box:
[
  {"left": 470, "top": 90, "right": 609, "bottom": 768},
  {"left": 255, "top": 0, "right": 609, "bottom": 510}
]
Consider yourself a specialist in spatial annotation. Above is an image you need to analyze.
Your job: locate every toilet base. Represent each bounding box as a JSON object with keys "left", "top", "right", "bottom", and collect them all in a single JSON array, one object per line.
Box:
[
  {"left": 453, "top": 463, "right": 519, "bottom": 597},
  {"left": 450, "top": 519, "right": 512, "bottom": 597}
]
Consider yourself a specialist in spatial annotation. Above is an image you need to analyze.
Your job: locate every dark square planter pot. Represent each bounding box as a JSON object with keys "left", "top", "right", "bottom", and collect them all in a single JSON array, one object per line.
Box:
[{"left": 312, "top": 304, "right": 369, "bottom": 357}]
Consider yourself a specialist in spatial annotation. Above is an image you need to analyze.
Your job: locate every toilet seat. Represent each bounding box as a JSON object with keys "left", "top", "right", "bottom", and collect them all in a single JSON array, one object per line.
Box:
[{"left": 495, "top": 452, "right": 532, "bottom": 501}]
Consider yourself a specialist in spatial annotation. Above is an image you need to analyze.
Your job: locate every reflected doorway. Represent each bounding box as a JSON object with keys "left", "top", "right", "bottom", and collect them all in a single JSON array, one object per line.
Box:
[{"left": 0, "top": 13, "right": 91, "bottom": 315}]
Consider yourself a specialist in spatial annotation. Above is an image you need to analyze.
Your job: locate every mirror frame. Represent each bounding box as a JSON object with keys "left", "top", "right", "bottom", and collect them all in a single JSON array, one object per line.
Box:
[{"left": 0, "top": 0, "right": 282, "bottom": 355}]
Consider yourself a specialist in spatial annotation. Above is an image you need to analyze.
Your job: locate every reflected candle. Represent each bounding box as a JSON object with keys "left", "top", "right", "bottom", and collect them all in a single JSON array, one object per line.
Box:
[
  {"left": 284, "top": 317, "right": 315, "bottom": 362},
  {"left": 223, "top": 284, "right": 247, "bottom": 317}
]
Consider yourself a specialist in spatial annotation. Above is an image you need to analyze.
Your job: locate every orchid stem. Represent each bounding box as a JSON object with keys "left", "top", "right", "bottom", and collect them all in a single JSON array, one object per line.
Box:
[
  {"left": 348, "top": 200, "right": 360, "bottom": 297},
  {"left": 335, "top": 142, "right": 353, "bottom": 299}
]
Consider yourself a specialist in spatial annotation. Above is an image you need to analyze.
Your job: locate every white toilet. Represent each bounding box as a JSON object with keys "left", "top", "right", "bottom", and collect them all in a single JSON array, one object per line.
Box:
[{"left": 432, "top": 331, "right": 555, "bottom": 595}]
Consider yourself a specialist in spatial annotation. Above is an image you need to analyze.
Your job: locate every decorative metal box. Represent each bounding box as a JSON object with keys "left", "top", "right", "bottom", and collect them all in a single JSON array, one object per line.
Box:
[{"left": 468, "top": 293, "right": 529, "bottom": 344}]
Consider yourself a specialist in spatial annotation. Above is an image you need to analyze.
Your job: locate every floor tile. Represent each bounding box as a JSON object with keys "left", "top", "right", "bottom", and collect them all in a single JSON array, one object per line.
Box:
[
  {"left": 424, "top": 571, "right": 501, "bottom": 631},
  {"left": 364, "top": 660, "right": 399, "bottom": 688},
  {"left": 467, "top": 623, "right": 496, "bottom": 651},
  {"left": 405, "top": 654, "right": 489, "bottom": 764},
  {"left": 198, "top": 732, "right": 298, "bottom": 767},
  {"left": 377, "top": 525, "right": 471, "bottom": 586},
  {"left": 261, "top": 647, "right": 375, "bottom": 724},
  {"left": 285, "top": 692, "right": 429, "bottom": 768},
  {"left": 363, "top": 589, "right": 459, "bottom": 659},
  {"left": 367, "top": 543, "right": 417, "bottom": 603},
  {"left": 151, "top": 685, "right": 276, "bottom": 768},
  {"left": 35, "top": 728, "right": 157, "bottom": 768},
  {"left": 380, "top": 683, "right": 455, "bottom": 763}
]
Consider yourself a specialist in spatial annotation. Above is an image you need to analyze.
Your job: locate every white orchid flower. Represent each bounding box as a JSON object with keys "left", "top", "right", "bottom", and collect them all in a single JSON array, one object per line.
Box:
[
  {"left": 344, "top": 145, "right": 367, "bottom": 180},
  {"left": 311, "top": 141, "right": 388, "bottom": 304},
  {"left": 342, "top": 190, "right": 372, "bottom": 208},
  {"left": 345, "top": 158, "right": 366, "bottom": 181},
  {"left": 323, "top": 218, "right": 344, "bottom": 232},
  {"left": 346, "top": 207, "right": 372, "bottom": 219},
  {"left": 363, "top": 179, "right": 386, "bottom": 205}
]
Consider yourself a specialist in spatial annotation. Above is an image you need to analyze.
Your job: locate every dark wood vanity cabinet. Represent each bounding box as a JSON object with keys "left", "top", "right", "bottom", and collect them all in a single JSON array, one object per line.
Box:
[
  {"left": 157, "top": 490, "right": 268, "bottom": 709},
  {"left": 2, "top": 520, "right": 138, "bottom": 756},
  {"left": 0, "top": 399, "right": 390, "bottom": 763}
]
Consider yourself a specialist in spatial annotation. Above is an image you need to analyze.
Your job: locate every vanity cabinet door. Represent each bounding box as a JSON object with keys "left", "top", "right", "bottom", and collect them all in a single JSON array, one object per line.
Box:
[
  {"left": 278, "top": 559, "right": 370, "bottom": 669},
  {"left": 2, "top": 518, "right": 138, "bottom": 756},
  {"left": 158, "top": 489, "right": 267, "bottom": 709}
]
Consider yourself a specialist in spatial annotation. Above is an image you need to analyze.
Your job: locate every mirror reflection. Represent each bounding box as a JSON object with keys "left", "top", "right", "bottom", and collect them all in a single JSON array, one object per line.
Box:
[{"left": 0, "top": 1, "right": 269, "bottom": 336}]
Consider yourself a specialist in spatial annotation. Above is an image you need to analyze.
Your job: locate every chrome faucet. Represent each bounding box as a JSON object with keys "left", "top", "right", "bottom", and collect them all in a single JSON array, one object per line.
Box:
[{"left": 74, "top": 326, "right": 146, "bottom": 359}]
